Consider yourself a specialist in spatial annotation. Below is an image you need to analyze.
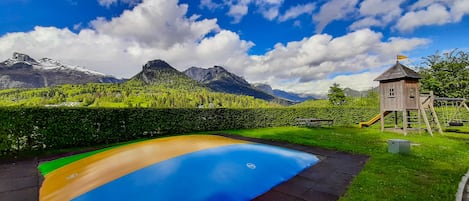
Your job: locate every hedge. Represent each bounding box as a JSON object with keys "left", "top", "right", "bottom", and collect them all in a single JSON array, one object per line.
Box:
[{"left": 0, "top": 107, "right": 380, "bottom": 156}]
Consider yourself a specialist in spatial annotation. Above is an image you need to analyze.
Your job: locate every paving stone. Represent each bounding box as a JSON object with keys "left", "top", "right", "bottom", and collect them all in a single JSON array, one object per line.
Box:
[
  {"left": 253, "top": 190, "right": 299, "bottom": 201},
  {"left": 274, "top": 176, "right": 315, "bottom": 196},
  {"left": 0, "top": 187, "right": 38, "bottom": 201},
  {"left": 0, "top": 176, "right": 38, "bottom": 193},
  {"left": 299, "top": 188, "right": 339, "bottom": 201}
]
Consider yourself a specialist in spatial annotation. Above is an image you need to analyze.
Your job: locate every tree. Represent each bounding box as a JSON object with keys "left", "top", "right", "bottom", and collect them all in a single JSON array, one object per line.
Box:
[
  {"left": 419, "top": 49, "right": 469, "bottom": 98},
  {"left": 328, "top": 83, "right": 346, "bottom": 105}
]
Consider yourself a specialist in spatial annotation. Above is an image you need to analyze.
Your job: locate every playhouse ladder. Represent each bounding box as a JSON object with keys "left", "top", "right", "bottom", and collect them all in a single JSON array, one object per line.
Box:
[{"left": 419, "top": 93, "right": 443, "bottom": 136}]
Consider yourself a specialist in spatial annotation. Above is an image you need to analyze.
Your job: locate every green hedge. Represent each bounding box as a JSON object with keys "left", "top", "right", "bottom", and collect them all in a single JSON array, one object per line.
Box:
[{"left": 0, "top": 107, "right": 378, "bottom": 156}]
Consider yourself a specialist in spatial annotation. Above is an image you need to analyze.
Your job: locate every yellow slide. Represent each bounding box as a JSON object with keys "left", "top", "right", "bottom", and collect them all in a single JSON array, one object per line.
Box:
[{"left": 359, "top": 111, "right": 391, "bottom": 128}]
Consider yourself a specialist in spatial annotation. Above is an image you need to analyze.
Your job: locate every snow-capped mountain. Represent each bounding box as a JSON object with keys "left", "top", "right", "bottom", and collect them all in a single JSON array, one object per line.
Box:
[
  {"left": 36, "top": 58, "right": 106, "bottom": 76},
  {"left": 0, "top": 52, "right": 124, "bottom": 89}
]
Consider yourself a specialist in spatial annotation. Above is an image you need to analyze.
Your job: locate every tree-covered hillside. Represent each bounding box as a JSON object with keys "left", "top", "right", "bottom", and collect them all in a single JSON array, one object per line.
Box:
[
  {"left": 0, "top": 81, "right": 281, "bottom": 108},
  {"left": 0, "top": 59, "right": 285, "bottom": 108}
]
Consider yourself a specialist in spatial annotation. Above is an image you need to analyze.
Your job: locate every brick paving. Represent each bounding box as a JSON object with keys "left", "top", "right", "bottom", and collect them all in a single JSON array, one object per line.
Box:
[{"left": 1, "top": 134, "right": 370, "bottom": 201}]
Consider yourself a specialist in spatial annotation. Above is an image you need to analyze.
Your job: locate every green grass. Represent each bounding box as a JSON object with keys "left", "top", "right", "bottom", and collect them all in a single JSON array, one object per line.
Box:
[{"left": 216, "top": 127, "right": 469, "bottom": 201}]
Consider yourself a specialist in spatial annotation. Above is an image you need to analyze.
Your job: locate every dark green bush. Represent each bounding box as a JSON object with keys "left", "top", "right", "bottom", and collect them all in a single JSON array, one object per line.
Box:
[{"left": 0, "top": 107, "right": 379, "bottom": 157}]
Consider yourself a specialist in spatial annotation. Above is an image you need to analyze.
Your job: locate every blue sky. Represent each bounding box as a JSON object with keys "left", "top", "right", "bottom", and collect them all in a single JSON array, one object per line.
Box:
[{"left": 0, "top": 0, "right": 468, "bottom": 95}]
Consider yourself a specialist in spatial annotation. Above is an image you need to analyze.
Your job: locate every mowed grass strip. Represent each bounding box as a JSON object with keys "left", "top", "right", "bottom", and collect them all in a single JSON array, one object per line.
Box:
[{"left": 218, "top": 127, "right": 469, "bottom": 201}]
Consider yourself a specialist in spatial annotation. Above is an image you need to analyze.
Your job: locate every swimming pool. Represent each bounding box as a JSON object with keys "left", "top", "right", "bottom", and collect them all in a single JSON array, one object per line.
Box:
[{"left": 40, "top": 135, "right": 319, "bottom": 201}]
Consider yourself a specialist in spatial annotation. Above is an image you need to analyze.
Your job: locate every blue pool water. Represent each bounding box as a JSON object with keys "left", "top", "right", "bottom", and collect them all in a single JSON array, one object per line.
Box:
[{"left": 73, "top": 143, "right": 319, "bottom": 201}]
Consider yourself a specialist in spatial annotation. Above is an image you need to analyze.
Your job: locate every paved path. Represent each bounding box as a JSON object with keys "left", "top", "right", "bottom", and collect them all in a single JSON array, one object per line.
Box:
[
  {"left": 0, "top": 159, "right": 42, "bottom": 201},
  {"left": 461, "top": 170, "right": 469, "bottom": 201},
  {"left": 0, "top": 134, "right": 370, "bottom": 201}
]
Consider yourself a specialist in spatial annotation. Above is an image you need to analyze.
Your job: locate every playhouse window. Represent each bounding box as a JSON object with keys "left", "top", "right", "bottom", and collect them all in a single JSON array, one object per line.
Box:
[
  {"left": 388, "top": 88, "right": 395, "bottom": 97},
  {"left": 409, "top": 88, "right": 416, "bottom": 98}
]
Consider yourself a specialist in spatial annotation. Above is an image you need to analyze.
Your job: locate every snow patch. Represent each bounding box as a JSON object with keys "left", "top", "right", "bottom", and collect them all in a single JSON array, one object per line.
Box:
[{"left": 36, "top": 58, "right": 106, "bottom": 76}]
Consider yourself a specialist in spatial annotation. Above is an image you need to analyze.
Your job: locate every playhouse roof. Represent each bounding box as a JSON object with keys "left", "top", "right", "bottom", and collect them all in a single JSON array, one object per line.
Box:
[{"left": 374, "top": 61, "right": 421, "bottom": 81}]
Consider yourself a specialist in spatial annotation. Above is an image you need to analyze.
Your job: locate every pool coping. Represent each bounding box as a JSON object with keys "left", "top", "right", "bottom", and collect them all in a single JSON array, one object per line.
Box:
[{"left": 0, "top": 134, "right": 369, "bottom": 201}]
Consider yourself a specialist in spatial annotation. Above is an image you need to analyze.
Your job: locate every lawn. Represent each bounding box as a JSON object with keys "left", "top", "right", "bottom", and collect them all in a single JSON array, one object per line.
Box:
[
  {"left": 38, "top": 126, "right": 469, "bottom": 201},
  {"left": 217, "top": 127, "right": 469, "bottom": 201}
]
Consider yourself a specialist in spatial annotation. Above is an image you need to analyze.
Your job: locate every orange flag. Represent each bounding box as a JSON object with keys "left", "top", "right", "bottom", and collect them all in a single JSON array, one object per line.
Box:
[{"left": 397, "top": 55, "right": 408, "bottom": 60}]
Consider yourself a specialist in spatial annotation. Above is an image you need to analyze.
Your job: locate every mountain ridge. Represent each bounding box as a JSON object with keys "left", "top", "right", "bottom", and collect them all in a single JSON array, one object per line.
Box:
[
  {"left": 183, "top": 66, "right": 291, "bottom": 103},
  {"left": 0, "top": 52, "right": 123, "bottom": 89}
]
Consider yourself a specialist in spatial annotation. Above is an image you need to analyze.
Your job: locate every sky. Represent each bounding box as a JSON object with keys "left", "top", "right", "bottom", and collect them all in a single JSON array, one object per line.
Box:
[{"left": 0, "top": 0, "right": 468, "bottom": 96}]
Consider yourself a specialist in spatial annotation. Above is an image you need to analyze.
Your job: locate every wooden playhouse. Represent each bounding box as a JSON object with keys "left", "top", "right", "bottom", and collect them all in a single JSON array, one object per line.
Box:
[{"left": 360, "top": 61, "right": 442, "bottom": 135}]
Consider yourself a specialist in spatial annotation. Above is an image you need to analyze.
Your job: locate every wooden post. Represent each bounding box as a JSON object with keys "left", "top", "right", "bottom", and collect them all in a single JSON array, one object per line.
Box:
[
  {"left": 381, "top": 111, "right": 385, "bottom": 132},
  {"left": 420, "top": 101, "right": 433, "bottom": 136},
  {"left": 407, "top": 110, "right": 411, "bottom": 128},
  {"left": 403, "top": 110, "right": 407, "bottom": 135},
  {"left": 429, "top": 102, "right": 443, "bottom": 134},
  {"left": 463, "top": 102, "right": 469, "bottom": 112},
  {"left": 418, "top": 108, "right": 421, "bottom": 134},
  {"left": 394, "top": 111, "right": 398, "bottom": 128}
]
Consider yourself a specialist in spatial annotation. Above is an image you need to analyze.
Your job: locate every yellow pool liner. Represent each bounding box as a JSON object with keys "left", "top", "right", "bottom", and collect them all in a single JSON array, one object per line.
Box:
[{"left": 40, "top": 135, "right": 248, "bottom": 201}]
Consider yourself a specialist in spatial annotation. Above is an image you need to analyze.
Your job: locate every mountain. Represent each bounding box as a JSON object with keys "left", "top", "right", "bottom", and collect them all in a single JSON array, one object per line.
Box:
[
  {"left": 253, "top": 83, "right": 316, "bottom": 103},
  {"left": 272, "top": 90, "right": 316, "bottom": 102},
  {"left": 252, "top": 83, "right": 273, "bottom": 95},
  {"left": 344, "top": 87, "right": 378, "bottom": 97},
  {"left": 183, "top": 66, "right": 282, "bottom": 102},
  {"left": 0, "top": 52, "right": 123, "bottom": 89},
  {"left": 130, "top": 59, "right": 196, "bottom": 86},
  {"left": 0, "top": 59, "right": 281, "bottom": 108}
]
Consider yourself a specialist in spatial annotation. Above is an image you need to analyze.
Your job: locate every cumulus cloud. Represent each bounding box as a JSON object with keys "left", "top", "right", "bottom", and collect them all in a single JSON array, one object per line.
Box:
[
  {"left": 254, "top": 0, "right": 284, "bottom": 21},
  {"left": 396, "top": 0, "right": 469, "bottom": 32},
  {"left": 200, "top": 0, "right": 284, "bottom": 23},
  {"left": 349, "top": 0, "right": 403, "bottom": 30},
  {"left": 313, "top": 0, "right": 359, "bottom": 33},
  {"left": 242, "top": 29, "right": 429, "bottom": 94},
  {"left": 227, "top": 2, "right": 250, "bottom": 23},
  {"left": 278, "top": 3, "right": 315, "bottom": 22},
  {"left": 0, "top": 0, "right": 241, "bottom": 77},
  {"left": 396, "top": 3, "right": 451, "bottom": 32},
  {"left": 0, "top": 0, "right": 431, "bottom": 96},
  {"left": 349, "top": 17, "right": 381, "bottom": 30},
  {"left": 91, "top": 0, "right": 219, "bottom": 48}
]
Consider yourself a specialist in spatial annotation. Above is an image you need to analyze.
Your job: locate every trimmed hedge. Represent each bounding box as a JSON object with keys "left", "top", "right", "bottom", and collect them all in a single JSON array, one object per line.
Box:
[{"left": 0, "top": 107, "right": 378, "bottom": 156}]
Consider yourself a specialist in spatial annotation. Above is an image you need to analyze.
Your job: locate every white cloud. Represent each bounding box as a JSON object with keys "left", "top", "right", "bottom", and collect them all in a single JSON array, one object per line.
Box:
[
  {"left": 313, "top": 0, "right": 359, "bottom": 33},
  {"left": 0, "top": 0, "right": 432, "bottom": 96},
  {"left": 349, "top": 17, "right": 381, "bottom": 30},
  {"left": 199, "top": 0, "right": 285, "bottom": 22},
  {"left": 278, "top": 71, "right": 381, "bottom": 96},
  {"left": 254, "top": 0, "right": 284, "bottom": 21},
  {"left": 409, "top": 0, "right": 443, "bottom": 10},
  {"left": 242, "top": 29, "right": 429, "bottom": 95},
  {"left": 228, "top": 3, "right": 249, "bottom": 23},
  {"left": 451, "top": 0, "right": 469, "bottom": 21},
  {"left": 395, "top": 3, "right": 451, "bottom": 32},
  {"left": 91, "top": 0, "right": 219, "bottom": 48},
  {"left": 349, "top": 0, "right": 403, "bottom": 30},
  {"left": 396, "top": 0, "right": 469, "bottom": 32},
  {"left": 0, "top": 0, "right": 238, "bottom": 78},
  {"left": 199, "top": 0, "right": 222, "bottom": 10},
  {"left": 98, "top": 0, "right": 141, "bottom": 7},
  {"left": 278, "top": 3, "right": 315, "bottom": 22},
  {"left": 98, "top": 0, "right": 117, "bottom": 7}
]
